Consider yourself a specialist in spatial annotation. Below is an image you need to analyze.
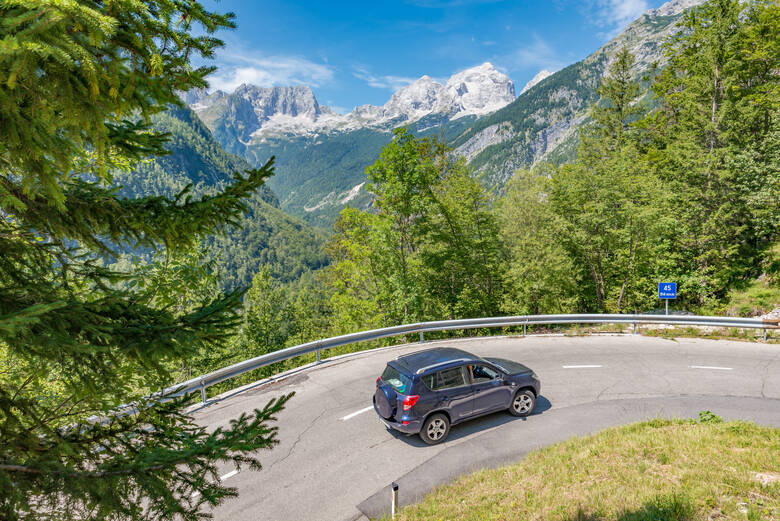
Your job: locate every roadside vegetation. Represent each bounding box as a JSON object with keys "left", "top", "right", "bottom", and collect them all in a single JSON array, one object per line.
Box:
[{"left": 394, "top": 416, "right": 780, "bottom": 521}]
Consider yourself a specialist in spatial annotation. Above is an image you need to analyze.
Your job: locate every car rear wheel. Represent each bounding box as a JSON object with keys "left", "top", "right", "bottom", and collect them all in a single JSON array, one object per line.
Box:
[
  {"left": 420, "top": 413, "right": 450, "bottom": 445},
  {"left": 509, "top": 389, "right": 535, "bottom": 417}
]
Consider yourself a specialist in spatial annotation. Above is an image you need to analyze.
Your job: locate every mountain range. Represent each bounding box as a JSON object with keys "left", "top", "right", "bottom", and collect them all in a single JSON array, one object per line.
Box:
[
  {"left": 178, "top": 0, "right": 703, "bottom": 228},
  {"left": 186, "top": 62, "right": 515, "bottom": 142}
]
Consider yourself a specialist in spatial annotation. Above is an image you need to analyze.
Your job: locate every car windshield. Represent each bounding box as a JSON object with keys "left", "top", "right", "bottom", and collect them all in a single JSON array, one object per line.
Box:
[{"left": 381, "top": 365, "right": 412, "bottom": 394}]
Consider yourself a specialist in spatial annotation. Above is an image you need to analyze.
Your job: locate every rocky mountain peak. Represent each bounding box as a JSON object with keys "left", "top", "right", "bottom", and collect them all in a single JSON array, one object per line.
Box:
[
  {"left": 520, "top": 69, "right": 554, "bottom": 95},
  {"left": 441, "top": 62, "right": 515, "bottom": 117},
  {"left": 231, "top": 84, "right": 320, "bottom": 121},
  {"left": 384, "top": 76, "right": 445, "bottom": 119}
]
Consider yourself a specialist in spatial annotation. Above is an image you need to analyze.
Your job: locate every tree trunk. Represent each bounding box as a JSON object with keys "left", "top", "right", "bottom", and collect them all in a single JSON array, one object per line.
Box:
[{"left": 617, "top": 234, "right": 636, "bottom": 312}]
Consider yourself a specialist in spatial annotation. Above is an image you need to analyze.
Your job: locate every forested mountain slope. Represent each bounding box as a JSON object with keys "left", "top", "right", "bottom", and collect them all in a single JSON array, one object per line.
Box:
[
  {"left": 113, "top": 105, "right": 328, "bottom": 289},
  {"left": 239, "top": 114, "right": 479, "bottom": 227}
]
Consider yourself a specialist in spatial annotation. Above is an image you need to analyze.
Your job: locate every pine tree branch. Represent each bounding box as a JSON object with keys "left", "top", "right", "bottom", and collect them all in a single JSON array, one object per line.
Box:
[{"left": 0, "top": 158, "right": 275, "bottom": 255}]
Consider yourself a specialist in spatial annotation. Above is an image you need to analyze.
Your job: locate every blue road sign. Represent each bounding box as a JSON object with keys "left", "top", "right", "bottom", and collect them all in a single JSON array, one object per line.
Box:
[{"left": 658, "top": 282, "right": 677, "bottom": 299}]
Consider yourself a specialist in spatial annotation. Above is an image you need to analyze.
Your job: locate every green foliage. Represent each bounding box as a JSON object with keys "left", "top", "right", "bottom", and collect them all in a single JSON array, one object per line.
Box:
[
  {"left": 419, "top": 161, "right": 506, "bottom": 318},
  {"left": 0, "top": 0, "right": 234, "bottom": 209},
  {"left": 499, "top": 48, "right": 666, "bottom": 313},
  {"left": 498, "top": 170, "right": 580, "bottom": 314},
  {"left": 708, "top": 241, "right": 780, "bottom": 317},
  {"left": 696, "top": 410, "right": 724, "bottom": 424},
  {"left": 244, "top": 267, "right": 293, "bottom": 354},
  {"left": 325, "top": 129, "right": 507, "bottom": 332},
  {"left": 0, "top": 1, "right": 293, "bottom": 519}
]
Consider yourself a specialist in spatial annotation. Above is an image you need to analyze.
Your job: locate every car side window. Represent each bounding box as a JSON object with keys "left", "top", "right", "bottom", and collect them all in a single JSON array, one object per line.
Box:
[
  {"left": 424, "top": 367, "right": 466, "bottom": 390},
  {"left": 471, "top": 364, "right": 500, "bottom": 383}
]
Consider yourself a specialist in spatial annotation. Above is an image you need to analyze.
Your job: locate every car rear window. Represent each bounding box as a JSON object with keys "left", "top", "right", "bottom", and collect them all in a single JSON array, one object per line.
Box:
[
  {"left": 381, "top": 365, "right": 413, "bottom": 395},
  {"left": 423, "top": 366, "right": 466, "bottom": 390}
]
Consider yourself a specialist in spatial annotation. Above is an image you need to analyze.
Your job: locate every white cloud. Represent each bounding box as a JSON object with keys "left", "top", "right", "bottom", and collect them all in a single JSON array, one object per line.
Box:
[
  {"left": 590, "top": 0, "right": 649, "bottom": 38},
  {"left": 503, "top": 36, "right": 565, "bottom": 72},
  {"left": 207, "top": 46, "right": 334, "bottom": 93},
  {"left": 352, "top": 67, "right": 418, "bottom": 91}
]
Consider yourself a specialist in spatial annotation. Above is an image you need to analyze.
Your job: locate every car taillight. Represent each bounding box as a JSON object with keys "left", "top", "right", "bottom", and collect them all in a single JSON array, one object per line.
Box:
[{"left": 402, "top": 395, "right": 419, "bottom": 411}]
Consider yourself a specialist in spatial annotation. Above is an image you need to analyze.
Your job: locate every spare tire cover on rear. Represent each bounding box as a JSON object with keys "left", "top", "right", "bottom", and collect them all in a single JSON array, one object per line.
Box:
[{"left": 374, "top": 386, "right": 395, "bottom": 419}]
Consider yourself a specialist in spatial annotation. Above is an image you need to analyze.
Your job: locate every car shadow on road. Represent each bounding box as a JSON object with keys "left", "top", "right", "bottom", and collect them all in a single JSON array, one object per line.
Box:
[{"left": 386, "top": 395, "right": 552, "bottom": 447}]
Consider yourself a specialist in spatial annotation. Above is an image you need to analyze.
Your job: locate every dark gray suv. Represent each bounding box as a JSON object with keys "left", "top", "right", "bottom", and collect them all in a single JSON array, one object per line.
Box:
[{"left": 373, "top": 347, "right": 541, "bottom": 444}]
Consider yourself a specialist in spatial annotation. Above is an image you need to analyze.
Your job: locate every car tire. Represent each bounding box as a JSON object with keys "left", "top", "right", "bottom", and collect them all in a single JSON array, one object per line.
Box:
[
  {"left": 420, "top": 413, "right": 450, "bottom": 445},
  {"left": 508, "top": 389, "right": 535, "bottom": 417}
]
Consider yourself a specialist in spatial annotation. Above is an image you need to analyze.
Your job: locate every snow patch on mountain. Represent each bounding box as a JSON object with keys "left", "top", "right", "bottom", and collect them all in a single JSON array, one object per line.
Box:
[{"left": 520, "top": 70, "right": 553, "bottom": 95}]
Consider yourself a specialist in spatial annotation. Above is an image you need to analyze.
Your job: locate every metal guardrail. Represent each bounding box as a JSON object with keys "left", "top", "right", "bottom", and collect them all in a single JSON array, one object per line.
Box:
[{"left": 163, "top": 313, "right": 779, "bottom": 404}]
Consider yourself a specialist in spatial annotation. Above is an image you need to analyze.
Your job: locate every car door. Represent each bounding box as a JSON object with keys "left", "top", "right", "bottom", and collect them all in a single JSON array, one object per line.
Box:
[
  {"left": 469, "top": 364, "right": 511, "bottom": 415},
  {"left": 425, "top": 366, "right": 473, "bottom": 421}
]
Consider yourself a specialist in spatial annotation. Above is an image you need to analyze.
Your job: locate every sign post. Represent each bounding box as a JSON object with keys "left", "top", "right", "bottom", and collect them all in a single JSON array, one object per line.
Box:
[{"left": 658, "top": 282, "right": 677, "bottom": 315}]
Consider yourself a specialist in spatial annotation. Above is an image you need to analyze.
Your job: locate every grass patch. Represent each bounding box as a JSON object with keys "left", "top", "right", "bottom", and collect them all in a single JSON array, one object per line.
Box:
[
  {"left": 394, "top": 418, "right": 780, "bottom": 521},
  {"left": 642, "top": 326, "right": 775, "bottom": 342}
]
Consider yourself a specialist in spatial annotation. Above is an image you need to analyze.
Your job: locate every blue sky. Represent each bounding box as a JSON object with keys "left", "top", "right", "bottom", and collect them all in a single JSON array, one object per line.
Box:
[{"left": 200, "top": 0, "right": 668, "bottom": 113}]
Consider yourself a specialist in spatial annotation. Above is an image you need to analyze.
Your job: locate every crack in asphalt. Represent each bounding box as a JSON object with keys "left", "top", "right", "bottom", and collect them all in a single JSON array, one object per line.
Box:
[
  {"left": 759, "top": 349, "right": 780, "bottom": 400},
  {"left": 636, "top": 349, "right": 674, "bottom": 394},
  {"left": 597, "top": 379, "right": 622, "bottom": 401},
  {"left": 367, "top": 437, "right": 397, "bottom": 450},
  {"left": 266, "top": 407, "right": 331, "bottom": 472}
]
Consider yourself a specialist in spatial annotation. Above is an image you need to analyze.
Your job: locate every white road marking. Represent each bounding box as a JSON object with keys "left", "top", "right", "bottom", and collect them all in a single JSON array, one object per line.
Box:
[
  {"left": 221, "top": 469, "right": 239, "bottom": 480},
  {"left": 191, "top": 469, "right": 239, "bottom": 497},
  {"left": 689, "top": 365, "right": 733, "bottom": 371},
  {"left": 341, "top": 405, "right": 374, "bottom": 421},
  {"left": 562, "top": 365, "right": 603, "bottom": 368}
]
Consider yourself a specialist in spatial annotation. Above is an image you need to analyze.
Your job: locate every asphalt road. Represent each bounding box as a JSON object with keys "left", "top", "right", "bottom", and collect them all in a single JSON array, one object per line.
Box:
[{"left": 190, "top": 335, "right": 780, "bottom": 521}]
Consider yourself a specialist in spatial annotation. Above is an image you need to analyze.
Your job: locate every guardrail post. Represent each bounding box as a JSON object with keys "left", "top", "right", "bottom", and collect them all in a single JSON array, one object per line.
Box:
[
  {"left": 633, "top": 322, "right": 638, "bottom": 335},
  {"left": 419, "top": 331, "right": 424, "bottom": 343},
  {"left": 391, "top": 482, "right": 399, "bottom": 519},
  {"left": 316, "top": 348, "right": 320, "bottom": 363},
  {"left": 199, "top": 380, "right": 207, "bottom": 405},
  {"left": 764, "top": 329, "right": 768, "bottom": 342}
]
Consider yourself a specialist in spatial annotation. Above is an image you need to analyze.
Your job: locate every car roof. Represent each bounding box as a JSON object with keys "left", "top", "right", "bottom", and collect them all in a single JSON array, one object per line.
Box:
[{"left": 394, "top": 347, "right": 482, "bottom": 375}]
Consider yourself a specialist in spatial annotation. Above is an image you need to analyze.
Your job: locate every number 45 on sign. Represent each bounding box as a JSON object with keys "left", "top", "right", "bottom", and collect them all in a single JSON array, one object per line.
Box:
[{"left": 658, "top": 282, "right": 676, "bottom": 315}]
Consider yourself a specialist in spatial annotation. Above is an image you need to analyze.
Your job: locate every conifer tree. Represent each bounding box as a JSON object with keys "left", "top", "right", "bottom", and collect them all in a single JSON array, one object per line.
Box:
[{"left": 0, "top": 2, "right": 290, "bottom": 520}]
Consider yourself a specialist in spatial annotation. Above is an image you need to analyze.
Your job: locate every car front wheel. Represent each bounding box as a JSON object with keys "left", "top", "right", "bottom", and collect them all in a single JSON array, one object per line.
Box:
[
  {"left": 509, "top": 389, "right": 535, "bottom": 417},
  {"left": 420, "top": 413, "right": 450, "bottom": 445}
]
